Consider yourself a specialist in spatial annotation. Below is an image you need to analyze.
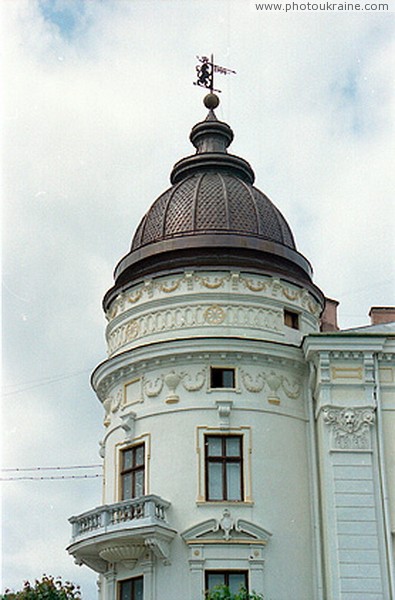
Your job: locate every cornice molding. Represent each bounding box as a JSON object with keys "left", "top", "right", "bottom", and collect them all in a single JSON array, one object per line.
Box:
[{"left": 92, "top": 342, "right": 305, "bottom": 402}]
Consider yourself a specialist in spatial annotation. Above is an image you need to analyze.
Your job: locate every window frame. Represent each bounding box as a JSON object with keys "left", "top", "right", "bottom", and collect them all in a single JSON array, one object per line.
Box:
[
  {"left": 205, "top": 570, "right": 248, "bottom": 594},
  {"left": 120, "top": 443, "right": 145, "bottom": 501},
  {"left": 204, "top": 434, "right": 244, "bottom": 502},
  {"left": 284, "top": 308, "right": 300, "bottom": 330},
  {"left": 196, "top": 426, "right": 252, "bottom": 504},
  {"left": 118, "top": 576, "right": 143, "bottom": 600},
  {"left": 209, "top": 366, "right": 236, "bottom": 390}
]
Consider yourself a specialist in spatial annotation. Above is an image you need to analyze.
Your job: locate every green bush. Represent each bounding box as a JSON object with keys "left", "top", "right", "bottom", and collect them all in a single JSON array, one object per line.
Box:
[
  {"left": 1, "top": 575, "right": 81, "bottom": 600},
  {"left": 205, "top": 584, "right": 263, "bottom": 600}
]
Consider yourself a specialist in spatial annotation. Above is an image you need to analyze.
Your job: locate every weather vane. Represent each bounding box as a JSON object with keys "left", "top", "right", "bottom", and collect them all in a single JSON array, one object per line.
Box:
[{"left": 194, "top": 54, "right": 236, "bottom": 94}]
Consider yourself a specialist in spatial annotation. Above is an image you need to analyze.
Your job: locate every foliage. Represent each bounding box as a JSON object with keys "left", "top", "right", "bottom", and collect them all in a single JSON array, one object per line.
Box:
[
  {"left": 205, "top": 584, "right": 263, "bottom": 600},
  {"left": 1, "top": 575, "right": 81, "bottom": 600}
]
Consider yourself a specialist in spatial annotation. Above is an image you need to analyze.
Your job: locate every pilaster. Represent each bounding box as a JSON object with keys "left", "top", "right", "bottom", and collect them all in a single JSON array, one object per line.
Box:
[{"left": 307, "top": 342, "right": 392, "bottom": 600}]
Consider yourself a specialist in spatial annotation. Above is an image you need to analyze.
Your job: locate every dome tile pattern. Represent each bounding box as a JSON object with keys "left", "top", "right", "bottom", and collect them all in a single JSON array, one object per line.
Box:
[{"left": 131, "top": 171, "right": 296, "bottom": 251}]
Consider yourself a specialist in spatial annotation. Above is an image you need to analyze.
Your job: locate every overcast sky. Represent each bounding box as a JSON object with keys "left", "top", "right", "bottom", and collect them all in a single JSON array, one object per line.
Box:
[{"left": 1, "top": 0, "right": 394, "bottom": 597}]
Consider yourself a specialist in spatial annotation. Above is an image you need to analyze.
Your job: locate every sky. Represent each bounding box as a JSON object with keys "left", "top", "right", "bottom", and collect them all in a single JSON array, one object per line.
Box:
[{"left": 1, "top": 0, "right": 394, "bottom": 597}]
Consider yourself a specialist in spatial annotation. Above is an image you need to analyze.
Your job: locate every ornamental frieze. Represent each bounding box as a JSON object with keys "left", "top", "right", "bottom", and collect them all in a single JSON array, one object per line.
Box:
[
  {"left": 107, "top": 303, "right": 283, "bottom": 355},
  {"left": 94, "top": 351, "right": 304, "bottom": 402},
  {"left": 322, "top": 407, "right": 375, "bottom": 450},
  {"left": 240, "top": 369, "right": 302, "bottom": 399},
  {"left": 142, "top": 369, "right": 207, "bottom": 399},
  {"left": 105, "top": 272, "right": 321, "bottom": 321}
]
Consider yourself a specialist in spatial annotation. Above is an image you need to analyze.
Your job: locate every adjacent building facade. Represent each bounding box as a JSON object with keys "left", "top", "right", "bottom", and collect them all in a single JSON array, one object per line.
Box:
[{"left": 67, "top": 95, "right": 395, "bottom": 600}]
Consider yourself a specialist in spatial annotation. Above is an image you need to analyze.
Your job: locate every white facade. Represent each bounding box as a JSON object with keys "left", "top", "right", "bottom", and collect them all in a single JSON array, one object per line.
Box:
[{"left": 67, "top": 103, "right": 395, "bottom": 600}]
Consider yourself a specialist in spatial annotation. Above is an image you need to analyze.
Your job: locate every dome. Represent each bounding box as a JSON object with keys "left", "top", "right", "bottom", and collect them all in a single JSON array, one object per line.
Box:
[
  {"left": 131, "top": 171, "right": 296, "bottom": 252},
  {"left": 104, "top": 101, "right": 324, "bottom": 310}
]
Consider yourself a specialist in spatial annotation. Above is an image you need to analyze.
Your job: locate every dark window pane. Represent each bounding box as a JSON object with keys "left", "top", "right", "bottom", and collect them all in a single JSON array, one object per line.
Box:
[
  {"left": 222, "top": 369, "right": 235, "bottom": 388},
  {"left": 120, "top": 580, "right": 132, "bottom": 600},
  {"left": 226, "top": 437, "right": 240, "bottom": 457},
  {"left": 208, "top": 462, "right": 223, "bottom": 500},
  {"left": 134, "top": 577, "right": 143, "bottom": 600},
  {"left": 284, "top": 309, "right": 299, "bottom": 329},
  {"left": 207, "top": 573, "right": 225, "bottom": 590},
  {"left": 229, "top": 573, "right": 247, "bottom": 593},
  {"left": 207, "top": 436, "right": 222, "bottom": 456},
  {"left": 210, "top": 367, "right": 235, "bottom": 388},
  {"left": 226, "top": 463, "right": 242, "bottom": 501},
  {"left": 122, "top": 473, "right": 132, "bottom": 499},
  {"left": 134, "top": 445, "right": 144, "bottom": 466},
  {"left": 123, "top": 449, "right": 133, "bottom": 470},
  {"left": 135, "top": 470, "right": 144, "bottom": 497}
]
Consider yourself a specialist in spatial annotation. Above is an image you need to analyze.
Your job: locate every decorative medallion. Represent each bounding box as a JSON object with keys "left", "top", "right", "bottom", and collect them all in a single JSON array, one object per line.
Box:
[
  {"left": 323, "top": 407, "right": 375, "bottom": 450},
  {"left": 204, "top": 304, "right": 226, "bottom": 325}
]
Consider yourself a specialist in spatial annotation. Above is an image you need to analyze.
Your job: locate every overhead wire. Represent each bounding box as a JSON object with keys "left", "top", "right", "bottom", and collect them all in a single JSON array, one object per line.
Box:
[
  {"left": 2, "top": 369, "right": 92, "bottom": 397},
  {"left": 0, "top": 463, "right": 103, "bottom": 481},
  {"left": 1, "top": 474, "right": 102, "bottom": 481},
  {"left": 1, "top": 464, "right": 102, "bottom": 472}
]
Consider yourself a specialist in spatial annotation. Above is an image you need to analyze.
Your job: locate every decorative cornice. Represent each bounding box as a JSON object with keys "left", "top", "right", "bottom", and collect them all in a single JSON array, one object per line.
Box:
[
  {"left": 92, "top": 341, "right": 305, "bottom": 401},
  {"left": 106, "top": 271, "right": 321, "bottom": 322}
]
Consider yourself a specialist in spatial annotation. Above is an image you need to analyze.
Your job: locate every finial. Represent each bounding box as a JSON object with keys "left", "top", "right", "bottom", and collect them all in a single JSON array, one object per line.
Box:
[
  {"left": 204, "top": 93, "right": 220, "bottom": 110},
  {"left": 193, "top": 54, "right": 236, "bottom": 95}
]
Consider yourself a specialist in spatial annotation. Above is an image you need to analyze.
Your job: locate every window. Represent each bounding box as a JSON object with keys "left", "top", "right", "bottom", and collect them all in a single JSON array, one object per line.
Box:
[
  {"left": 119, "top": 576, "right": 143, "bottom": 600},
  {"left": 284, "top": 309, "right": 299, "bottom": 330},
  {"left": 205, "top": 435, "right": 243, "bottom": 501},
  {"left": 210, "top": 367, "right": 236, "bottom": 389},
  {"left": 205, "top": 571, "right": 248, "bottom": 594},
  {"left": 121, "top": 444, "right": 145, "bottom": 500}
]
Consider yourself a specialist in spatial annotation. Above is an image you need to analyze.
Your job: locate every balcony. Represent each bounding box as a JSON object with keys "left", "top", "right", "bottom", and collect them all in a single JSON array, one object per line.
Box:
[{"left": 67, "top": 495, "right": 177, "bottom": 573}]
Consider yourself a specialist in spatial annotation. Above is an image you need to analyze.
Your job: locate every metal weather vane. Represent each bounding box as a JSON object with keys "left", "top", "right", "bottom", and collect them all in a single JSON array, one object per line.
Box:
[{"left": 194, "top": 54, "right": 236, "bottom": 94}]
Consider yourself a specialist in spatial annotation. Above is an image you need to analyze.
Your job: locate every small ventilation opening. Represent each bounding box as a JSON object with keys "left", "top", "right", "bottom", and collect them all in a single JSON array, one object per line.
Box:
[
  {"left": 284, "top": 309, "right": 300, "bottom": 330},
  {"left": 210, "top": 367, "right": 236, "bottom": 389}
]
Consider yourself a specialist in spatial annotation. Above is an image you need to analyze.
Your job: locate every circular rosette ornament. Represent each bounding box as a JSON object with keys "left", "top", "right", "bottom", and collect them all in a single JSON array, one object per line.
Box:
[{"left": 204, "top": 304, "right": 225, "bottom": 325}]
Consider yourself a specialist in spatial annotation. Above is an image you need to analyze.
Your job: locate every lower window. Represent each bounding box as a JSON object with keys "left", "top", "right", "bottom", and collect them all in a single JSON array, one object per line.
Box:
[
  {"left": 119, "top": 576, "right": 143, "bottom": 600},
  {"left": 205, "top": 571, "right": 248, "bottom": 594}
]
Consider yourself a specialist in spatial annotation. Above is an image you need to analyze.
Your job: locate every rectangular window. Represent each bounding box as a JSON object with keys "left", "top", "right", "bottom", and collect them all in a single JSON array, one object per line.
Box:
[
  {"left": 119, "top": 576, "right": 143, "bottom": 600},
  {"left": 205, "top": 571, "right": 248, "bottom": 595},
  {"left": 210, "top": 367, "right": 236, "bottom": 389},
  {"left": 121, "top": 444, "right": 145, "bottom": 500},
  {"left": 205, "top": 435, "right": 243, "bottom": 501},
  {"left": 284, "top": 309, "right": 299, "bottom": 330}
]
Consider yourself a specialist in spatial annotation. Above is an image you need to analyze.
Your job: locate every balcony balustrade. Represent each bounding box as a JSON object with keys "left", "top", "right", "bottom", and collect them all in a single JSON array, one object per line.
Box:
[{"left": 67, "top": 495, "right": 176, "bottom": 572}]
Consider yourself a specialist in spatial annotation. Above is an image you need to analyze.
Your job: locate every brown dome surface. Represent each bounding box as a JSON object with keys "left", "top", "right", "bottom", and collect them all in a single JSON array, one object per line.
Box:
[{"left": 131, "top": 171, "right": 296, "bottom": 252}]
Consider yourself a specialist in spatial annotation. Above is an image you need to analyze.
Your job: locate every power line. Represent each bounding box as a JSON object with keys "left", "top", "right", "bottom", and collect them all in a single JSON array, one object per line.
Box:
[
  {"left": 3, "top": 369, "right": 91, "bottom": 390},
  {"left": 1, "top": 464, "right": 102, "bottom": 472},
  {"left": 2, "top": 369, "right": 92, "bottom": 397},
  {"left": 1, "top": 474, "right": 102, "bottom": 481}
]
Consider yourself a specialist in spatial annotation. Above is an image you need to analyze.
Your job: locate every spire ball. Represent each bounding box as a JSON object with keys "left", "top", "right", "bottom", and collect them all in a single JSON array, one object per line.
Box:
[{"left": 204, "top": 93, "right": 220, "bottom": 110}]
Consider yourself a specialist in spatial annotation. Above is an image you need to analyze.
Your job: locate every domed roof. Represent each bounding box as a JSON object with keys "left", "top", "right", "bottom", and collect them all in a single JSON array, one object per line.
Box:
[
  {"left": 131, "top": 171, "right": 296, "bottom": 252},
  {"left": 104, "top": 99, "right": 323, "bottom": 310}
]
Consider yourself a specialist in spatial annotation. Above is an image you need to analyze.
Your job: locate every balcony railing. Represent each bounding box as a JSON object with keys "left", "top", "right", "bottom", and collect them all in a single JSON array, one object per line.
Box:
[{"left": 69, "top": 494, "right": 170, "bottom": 541}]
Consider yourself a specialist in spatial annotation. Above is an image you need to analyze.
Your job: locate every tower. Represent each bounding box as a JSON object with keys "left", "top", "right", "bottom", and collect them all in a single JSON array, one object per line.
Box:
[{"left": 67, "top": 94, "right": 395, "bottom": 600}]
